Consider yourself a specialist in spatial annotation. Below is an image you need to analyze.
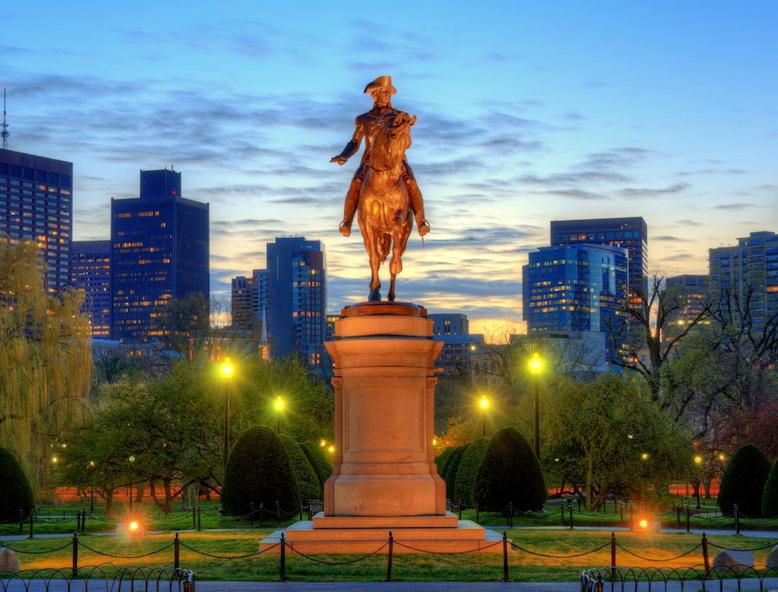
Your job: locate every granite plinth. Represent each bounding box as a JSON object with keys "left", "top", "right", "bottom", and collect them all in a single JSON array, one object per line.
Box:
[{"left": 273, "top": 302, "right": 499, "bottom": 554}]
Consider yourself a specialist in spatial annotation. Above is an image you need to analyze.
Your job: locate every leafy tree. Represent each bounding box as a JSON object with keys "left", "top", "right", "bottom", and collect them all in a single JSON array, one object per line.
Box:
[
  {"left": 222, "top": 426, "right": 297, "bottom": 516},
  {"left": 762, "top": 461, "right": 778, "bottom": 519},
  {"left": 279, "top": 434, "right": 321, "bottom": 502},
  {"left": 435, "top": 447, "right": 456, "bottom": 476},
  {"left": 0, "top": 241, "right": 91, "bottom": 493},
  {"left": 543, "top": 375, "right": 691, "bottom": 510},
  {"left": 0, "top": 448, "right": 34, "bottom": 520},
  {"left": 154, "top": 292, "right": 210, "bottom": 361},
  {"left": 718, "top": 444, "right": 771, "bottom": 517},
  {"left": 301, "top": 441, "right": 331, "bottom": 491},
  {"left": 476, "top": 427, "right": 545, "bottom": 512},
  {"left": 454, "top": 437, "right": 489, "bottom": 505}
]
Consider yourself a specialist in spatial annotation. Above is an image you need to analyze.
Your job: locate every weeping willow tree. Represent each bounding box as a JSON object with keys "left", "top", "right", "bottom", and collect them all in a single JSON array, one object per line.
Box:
[{"left": 0, "top": 240, "right": 92, "bottom": 495}]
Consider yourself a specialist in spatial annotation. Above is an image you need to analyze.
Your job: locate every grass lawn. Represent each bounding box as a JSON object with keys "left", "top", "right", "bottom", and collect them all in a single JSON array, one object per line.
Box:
[{"left": 2, "top": 528, "right": 776, "bottom": 582}]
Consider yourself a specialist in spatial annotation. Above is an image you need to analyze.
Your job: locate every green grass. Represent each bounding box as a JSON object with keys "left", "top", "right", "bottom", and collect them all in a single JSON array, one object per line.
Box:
[{"left": 2, "top": 528, "right": 775, "bottom": 582}]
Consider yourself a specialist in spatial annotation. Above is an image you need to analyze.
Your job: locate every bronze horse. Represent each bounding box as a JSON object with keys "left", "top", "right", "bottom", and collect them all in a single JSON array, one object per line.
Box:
[{"left": 357, "top": 112, "right": 417, "bottom": 302}]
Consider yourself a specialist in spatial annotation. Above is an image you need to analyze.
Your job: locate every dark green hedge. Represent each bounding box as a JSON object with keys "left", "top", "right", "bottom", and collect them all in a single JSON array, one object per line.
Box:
[
  {"left": 454, "top": 437, "right": 489, "bottom": 506},
  {"left": 301, "top": 441, "right": 332, "bottom": 491},
  {"left": 718, "top": 444, "right": 771, "bottom": 517},
  {"left": 279, "top": 434, "right": 321, "bottom": 502},
  {"left": 442, "top": 444, "right": 469, "bottom": 502},
  {"left": 761, "top": 461, "right": 778, "bottom": 518},
  {"left": 0, "top": 448, "right": 34, "bottom": 521},
  {"left": 475, "top": 427, "right": 546, "bottom": 512},
  {"left": 221, "top": 426, "right": 297, "bottom": 516}
]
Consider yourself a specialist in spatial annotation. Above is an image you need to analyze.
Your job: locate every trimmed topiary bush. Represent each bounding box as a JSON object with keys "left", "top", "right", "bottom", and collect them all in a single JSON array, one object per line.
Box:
[
  {"left": 442, "top": 444, "right": 469, "bottom": 502},
  {"left": 475, "top": 427, "right": 546, "bottom": 512},
  {"left": 222, "top": 426, "right": 297, "bottom": 516},
  {"left": 761, "top": 461, "right": 778, "bottom": 518},
  {"left": 301, "top": 441, "right": 332, "bottom": 491},
  {"left": 718, "top": 444, "right": 771, "bottom": 517},
  {"left": 0, "top": 448, "right": 34, "bottom": 521},
  {"left": 435, "top": 447, "right": 455, "bottom": 476},
  {"left": 280, "top": 434, "right": 321, "bottom": 502},
  {"left": 454, "top": 437, "right": 489, "bottom": 506}
]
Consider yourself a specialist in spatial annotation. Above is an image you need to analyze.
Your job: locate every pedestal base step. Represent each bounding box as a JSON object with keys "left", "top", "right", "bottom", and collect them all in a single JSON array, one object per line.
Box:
[
  {"left": 312, "top": 511, "right": 458, "bottom": 529},
  {"left": 259, "top": 519, "right": 506, "bottom": 554}
]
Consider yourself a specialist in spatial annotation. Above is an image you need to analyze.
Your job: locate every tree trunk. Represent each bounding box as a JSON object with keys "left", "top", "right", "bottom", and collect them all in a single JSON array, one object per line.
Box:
[
  {"left": 105, "top": 490, "right": 114, "bottom": 518},
  {"left": 585, "top": 453, "right": 594, "bottom": 511}
]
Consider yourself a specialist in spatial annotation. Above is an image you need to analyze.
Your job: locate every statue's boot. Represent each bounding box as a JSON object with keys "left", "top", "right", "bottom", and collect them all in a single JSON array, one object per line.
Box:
[
  {"left": 403, "top": 176, "right": 430, "bottom": 236},
  {"left": 339, "top": 177, "right": 362, "bottom": 237}
]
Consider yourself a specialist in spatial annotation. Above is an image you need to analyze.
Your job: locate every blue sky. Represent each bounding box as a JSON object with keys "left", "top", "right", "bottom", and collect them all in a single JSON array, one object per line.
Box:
[{"left": 2, "top": 1, "right": 776, "bottom": 335}]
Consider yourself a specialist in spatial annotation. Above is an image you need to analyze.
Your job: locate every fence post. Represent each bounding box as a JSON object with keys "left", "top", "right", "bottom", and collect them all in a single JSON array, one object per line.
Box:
[
  {"left": 299, "top": 502, "right": 303, "bottom": 522},
  {"left": 279, "top": 532, "right": 287, "bottom": 581},
  {"left": 610, "top": 532, "right": 616, "bottom": 579},
  {"left": 569, "top": 502, "right": 574, "bottom": 530},
  {"left": 475, "top": 503, "right": 480, "bottom": 523},
  {"left": 458, "top": 498, "right": 462, "bottom": 520},
  {"left": 701, "top": 532, "right": 709, "bottom": 576},
  {"left": 676, "top": 505, "right": 682, "bottom": 528},
  {"left": 275, "top": 501, "right": 281, "bottom": 527},
  {"left": 28, "top": 510, "right": 34, "bottom": 539},
  {"left": 508, "top": 502, "right": 513, "bottom": 528},
  {"left": 734, "top": 504, "right": 740, "bottom": 535},
  {"left": 19, "top": 509, "right": 24, "bottom": 534},
  {"left": 174, "top": 532, "right": 180, "bottom": 569},
  {"left": 197, "top": 507, "right": 202, "bottom": 531},
  {"left": 686, "top": 508, "right": 691, "bottom": 533},
  {"left": 502, "top": 531, "right": 509, "bottom": 582},
  {"left": 71, "top": 531, "right": 79, "bottom": 579},
  {"left": 385, "top": 531, "right": 394, "bottom": 582},
  {"left": 192, "top": 504, "right": 196, "bottom": 530}
]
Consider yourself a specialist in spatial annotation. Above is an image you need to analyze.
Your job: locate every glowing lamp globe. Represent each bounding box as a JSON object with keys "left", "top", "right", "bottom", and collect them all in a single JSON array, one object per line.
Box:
[
  {"left": 219, "top": 357, "right": 236, "bottom": 380},
  {"left": 694, "top": 455, "right": 703, "bottom": 465},
  {"left": 528, "top": 352, "right": 544, "bottom": 376},
  {"left": 478, "top": 395, "right": 490, "bottom": 411},
  {"left": 274, "top": 396, "right": 286, "bottom": 412}
]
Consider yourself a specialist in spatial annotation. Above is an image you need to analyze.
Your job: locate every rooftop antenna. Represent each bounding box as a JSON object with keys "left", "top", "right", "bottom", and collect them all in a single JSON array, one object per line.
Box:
[{"left": 1, "top": 85, "right": 9, "bottom": 149}]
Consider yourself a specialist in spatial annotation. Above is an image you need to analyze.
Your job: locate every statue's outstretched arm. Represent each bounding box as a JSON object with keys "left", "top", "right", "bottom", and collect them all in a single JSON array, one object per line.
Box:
[{"left": 330, "top": 117, "right": 365, "bottom": 164}]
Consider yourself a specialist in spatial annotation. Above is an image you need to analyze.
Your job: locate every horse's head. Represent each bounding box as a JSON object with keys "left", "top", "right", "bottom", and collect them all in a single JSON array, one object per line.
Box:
[{"left": 369, "top": 112, "right": 416, "bottom": 171}]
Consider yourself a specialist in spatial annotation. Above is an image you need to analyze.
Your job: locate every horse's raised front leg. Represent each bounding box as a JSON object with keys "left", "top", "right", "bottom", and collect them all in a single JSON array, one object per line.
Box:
[{"left": 361, "top": 223, "right": 381, "bottom": 302}]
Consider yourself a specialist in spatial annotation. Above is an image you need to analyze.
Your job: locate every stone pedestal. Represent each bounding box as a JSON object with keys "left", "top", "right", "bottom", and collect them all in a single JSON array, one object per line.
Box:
[{"left": 259, "top": 302, "right": 504, "bottom": 554}]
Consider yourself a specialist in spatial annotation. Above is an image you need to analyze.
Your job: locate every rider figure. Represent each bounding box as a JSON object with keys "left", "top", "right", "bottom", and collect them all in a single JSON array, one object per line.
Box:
[{"left": 331, "top": 75, "right": 431, "bottom": 238}]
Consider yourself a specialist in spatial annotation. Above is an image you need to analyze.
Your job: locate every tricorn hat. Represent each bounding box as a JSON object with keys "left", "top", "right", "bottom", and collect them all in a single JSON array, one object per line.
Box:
[{"left": 364, "top": 75, "right": 397, "bottom": 95}]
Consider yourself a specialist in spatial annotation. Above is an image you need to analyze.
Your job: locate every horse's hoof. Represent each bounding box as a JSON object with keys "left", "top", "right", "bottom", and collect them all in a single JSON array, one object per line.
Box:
[
  {"left": 388, "top": 292, "right": 396, "bottom": 303},
  {"left": 369, "top": 289, "right": 381, "bottom": 302}
]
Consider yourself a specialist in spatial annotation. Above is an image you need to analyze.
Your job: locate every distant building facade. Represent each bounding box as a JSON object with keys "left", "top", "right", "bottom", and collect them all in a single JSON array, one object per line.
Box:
[
  {"left": 267, "top": 237, "right": 326, "bottom": 367},
  {"left": 709, "top": 231, "right": 778, "bottom": 335},
  {"left": 110, "top": 169, "right": 209, "bottom": 342},
  {"left": 664, "top": 274, "right": 710, "bottom": 338},
  {"left": 429, "top": 313, "right": 484, "bottom": 376},
  {"left": 550, "top": 217, "right": 647, "bottom": 297},
  {"left": 0, "top": 148, "right": 73, "bottom": 293},
  {"left": 70, "top": 240, "right": 112, "bottom": 337},
  {"left": 231, "top": 269, "right": 269, "bottom": 334},
  {"left": 523, "top": 243, "right": 629, "bottom": 363}
]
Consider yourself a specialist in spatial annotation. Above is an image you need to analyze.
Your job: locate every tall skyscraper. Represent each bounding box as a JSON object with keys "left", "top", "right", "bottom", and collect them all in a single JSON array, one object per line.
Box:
[
  {"left": 709, "top": 231, "right": 778, "bottom": 335},
  {"left": 523, "top": 243, "right": 629, "bottom": 363},
  {"left": 70, "top": 240, "right": 112, "bottom": 337},
  {"left": 550, "top": 217, "right": 647, "bottom": 297},
  {"left": 429, "top": 313, "right": 484, "bottom": 376},
  {"left": 110, "top": 169, "right": 209, "bottom": 342},
  {"left": 0, "top": 148, "right": 73, "bottom": 293},
  {"left": 267, "top": 237, "right": 326, "bottom": 366}
]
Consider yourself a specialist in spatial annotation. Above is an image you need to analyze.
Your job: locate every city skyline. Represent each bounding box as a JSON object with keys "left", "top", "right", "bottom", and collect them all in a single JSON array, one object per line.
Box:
[{"left": 2, "top": 1, "right": 777, "bottom": 336}]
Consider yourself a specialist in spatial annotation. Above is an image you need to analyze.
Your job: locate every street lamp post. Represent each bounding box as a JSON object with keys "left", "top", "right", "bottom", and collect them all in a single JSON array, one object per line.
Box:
[
  {"left": 219, "top": 357, "right": 236, "bottom": 471},
  {"left": 478, "top": 395, "right": 490, "bottom": 436},
  {"left": 273, "top": 396, "right": 286, "bottom": 433},
  {"left": 528, "top": 352, "right": 544, "bottom": 458}
]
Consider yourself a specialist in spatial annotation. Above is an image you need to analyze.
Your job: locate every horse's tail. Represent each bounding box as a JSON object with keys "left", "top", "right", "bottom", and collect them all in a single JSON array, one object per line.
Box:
[{"left": 379, "top": 233, "right": 391, "bottom": 262}]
